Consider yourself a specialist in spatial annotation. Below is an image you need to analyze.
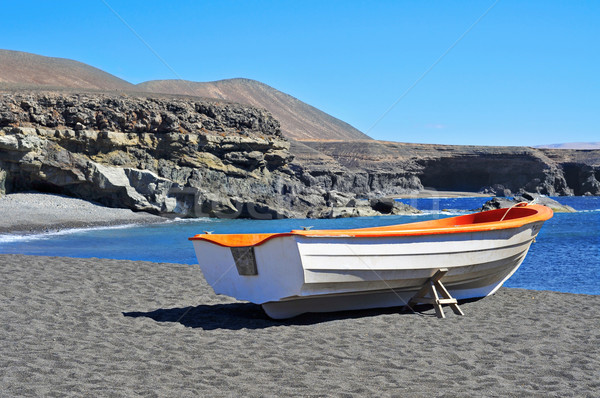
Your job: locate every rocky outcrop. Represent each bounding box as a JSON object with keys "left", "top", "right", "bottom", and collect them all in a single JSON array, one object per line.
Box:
[
  {"left": 4, "top": 91, "right": 593, "bottom": 223},
  {"left": 296, "top": 140, "right": 600, "bottom": 197},
  {"left": 481, "top": 192, "right": 576, "bottom": 213},
  {"left": 310, "top": 195, "right": 421, "bottom": 219},
  {"left": 289, "top": 140, "right": 423, "bottom": 197},
  {"left": 541, "top": 150, "right": 600, "bottom": 196},
  {"left": 0, "top": 91, "right": 418, "bottom": 219}
]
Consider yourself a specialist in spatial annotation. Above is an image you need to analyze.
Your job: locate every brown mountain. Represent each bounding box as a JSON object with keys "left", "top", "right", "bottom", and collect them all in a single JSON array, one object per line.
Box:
[
  {"left": 0, "top": 50, "right": 369, "bottom": 140},
  {"left": 0, "top": 49, "right": 135, "bottom": 91},
  {"left": 137, "top": 79, "right": 371, "bottom": 140}
]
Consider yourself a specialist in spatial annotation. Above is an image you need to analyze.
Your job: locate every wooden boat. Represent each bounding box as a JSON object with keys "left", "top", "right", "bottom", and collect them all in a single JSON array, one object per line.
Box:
[{"left": 189, "top": 203, "right": 553, "bottom": 319}]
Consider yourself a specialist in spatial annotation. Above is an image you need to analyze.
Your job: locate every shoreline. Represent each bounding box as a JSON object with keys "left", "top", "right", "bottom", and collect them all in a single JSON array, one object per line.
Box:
[
  {"left": 1, "top": 253, "right": 598, "bottom": 396},
  {"left": 394, "top": 190, "right": 492, "bottom": 198},
  {"left": 0, "top": 191, "right": 485, "bottom": 235},
  {"left": 1, "top": 191, "right": 593, "bottom": 236},
  {"left": 0, "top": 192, "right": 166, "bottom": 234}
]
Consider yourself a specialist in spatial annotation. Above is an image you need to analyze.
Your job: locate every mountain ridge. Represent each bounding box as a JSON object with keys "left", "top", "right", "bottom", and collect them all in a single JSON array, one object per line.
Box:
[
  {"left": 137, "top": 78, "right": 370, "bottom": 140},
  {"left": 0, "top": 50, "right": 368, "bottom": 141},
  {"left": 0, "top": 49, "right": 135, "bottom": 91}
]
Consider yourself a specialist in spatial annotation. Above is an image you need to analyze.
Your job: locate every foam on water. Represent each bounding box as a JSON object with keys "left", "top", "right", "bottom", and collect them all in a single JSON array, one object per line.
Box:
[
  {"left": 0, "top": 217, "right": 217, "bottom": 244},
  {"left": 0, "top": 223, "right": 144, "bottom": 244}
]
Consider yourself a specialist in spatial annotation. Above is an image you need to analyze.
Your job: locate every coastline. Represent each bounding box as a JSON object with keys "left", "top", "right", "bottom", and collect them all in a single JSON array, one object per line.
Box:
[
  {"left": 1, "top": 254, "right": 598, "bottom": 396},
  {"left": 394, "top": 190, "right": 492, "bottom": 198},
  {"left": 0, "top": 192, "right": 165, "bottom": 234},
  {"left": 0, "top": 191, "right": 483, "bottom": 235}
]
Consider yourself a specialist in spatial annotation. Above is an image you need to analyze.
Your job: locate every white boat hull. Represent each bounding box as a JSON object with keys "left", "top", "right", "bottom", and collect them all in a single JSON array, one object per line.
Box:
[{"left": 192, "top": 221, "right": 544, "bottom": 319}]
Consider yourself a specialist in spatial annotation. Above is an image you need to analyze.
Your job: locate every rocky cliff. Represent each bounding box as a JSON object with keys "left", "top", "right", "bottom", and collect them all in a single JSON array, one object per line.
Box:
[
  {"left": 1, "top": 91, "right": 597, "bottom": 224},
  {"left": 295, "top": 140, "right": 600, "bottom": 197},
  {"left": 0, "top": 91, "right": 417, "bottom": 219}
]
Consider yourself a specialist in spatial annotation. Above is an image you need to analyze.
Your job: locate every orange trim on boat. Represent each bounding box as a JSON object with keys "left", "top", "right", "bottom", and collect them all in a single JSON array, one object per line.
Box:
[{"left": 188, "top": 204, "right": 553, "bottom": 247}]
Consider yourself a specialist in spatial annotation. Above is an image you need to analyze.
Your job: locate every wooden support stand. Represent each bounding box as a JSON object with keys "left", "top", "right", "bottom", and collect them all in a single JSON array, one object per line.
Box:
[{"left": 407, "top": 268, "right": 464, "bottom": 318}]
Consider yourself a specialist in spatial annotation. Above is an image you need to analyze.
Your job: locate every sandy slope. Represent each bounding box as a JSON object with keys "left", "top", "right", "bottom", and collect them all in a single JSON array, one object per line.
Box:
[{"left": 0, "top": 254, "right": 598, "bottom": 397}]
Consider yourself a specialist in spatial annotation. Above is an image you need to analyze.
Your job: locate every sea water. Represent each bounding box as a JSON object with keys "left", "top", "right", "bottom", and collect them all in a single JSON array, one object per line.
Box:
[{"left": 1, "top": 196, "right": 598, "bottom": 295}]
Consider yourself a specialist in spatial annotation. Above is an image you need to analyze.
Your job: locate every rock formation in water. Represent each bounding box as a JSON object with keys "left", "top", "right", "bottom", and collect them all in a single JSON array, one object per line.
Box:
[
  {"left": 0, "top": 91, "right": 418, "bottom": 219},
  {"left": 481, "top": 192, "right": 576, "bottom": 213}
]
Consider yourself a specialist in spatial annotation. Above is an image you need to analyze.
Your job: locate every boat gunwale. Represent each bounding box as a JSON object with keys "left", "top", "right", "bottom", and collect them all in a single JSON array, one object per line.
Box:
[{"left": 189, "top": 204, "right": 553, "bottom": 248}]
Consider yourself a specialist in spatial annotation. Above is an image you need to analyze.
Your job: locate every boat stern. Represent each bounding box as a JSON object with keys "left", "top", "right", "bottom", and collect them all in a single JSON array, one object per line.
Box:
[{"left": 191, "top": 235, "right": 305, "bottom": 304}]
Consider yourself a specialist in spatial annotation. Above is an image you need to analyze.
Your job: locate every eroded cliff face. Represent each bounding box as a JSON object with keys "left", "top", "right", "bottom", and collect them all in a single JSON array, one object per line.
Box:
[
  {"left": 538, "top": 149, "right": 600, "bottom": 196},
  {"left": 0, "top": 91, "right": 424, "bottom": 218},
  {"left": 1, "top": 91, "right": 596, "bottom": 222},
  {"left": 0, "top": 92, "right": 333, "bottom": 218},
  {"left": 296, "top": 140, "right": 600, "bottom": 197},
  {"left": 289, "top": 140, "right": 424, "bottom": 196}
]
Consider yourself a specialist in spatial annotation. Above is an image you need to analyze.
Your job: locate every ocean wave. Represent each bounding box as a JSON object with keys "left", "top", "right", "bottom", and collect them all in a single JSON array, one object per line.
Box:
[
  {"left": 0, "top": 234, "right": 37, "bottom": 243},
  {"left": 0, "top": 217, "right": 221, "bottom": 244},
  {"left": 166, "top": 217, "right": 216, "bottom": 223},
  {"left": 0, "top": 223, "right": 145, "bottom": 244}
]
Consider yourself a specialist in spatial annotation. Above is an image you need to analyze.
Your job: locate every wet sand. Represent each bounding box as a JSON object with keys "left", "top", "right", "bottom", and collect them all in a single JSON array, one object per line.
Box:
[{"left": 1, "top": 254, "right": 598, "bottom": 397}]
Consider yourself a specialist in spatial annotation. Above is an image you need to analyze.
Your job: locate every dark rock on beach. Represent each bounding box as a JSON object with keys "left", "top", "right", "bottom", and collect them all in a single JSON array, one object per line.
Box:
[{"left": 369, "top": 197, "right": 421, "bottom": 215}]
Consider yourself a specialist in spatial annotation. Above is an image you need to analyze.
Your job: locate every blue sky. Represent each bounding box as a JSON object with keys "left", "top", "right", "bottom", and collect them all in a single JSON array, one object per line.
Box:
[{"left": 2, "top": 1, "right": 598, "bottom": 146}]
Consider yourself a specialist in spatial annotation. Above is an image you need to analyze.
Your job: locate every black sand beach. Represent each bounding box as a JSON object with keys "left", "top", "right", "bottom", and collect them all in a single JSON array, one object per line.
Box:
[
  {"left": 1, "top": 254, "right": 598, "bottom": 397},
  {"left": 0, "top": 193, "right": 164, "bottom": 234}
]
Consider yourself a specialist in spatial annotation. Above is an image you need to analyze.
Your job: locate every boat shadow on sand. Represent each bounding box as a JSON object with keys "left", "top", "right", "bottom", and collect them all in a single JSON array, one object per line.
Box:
[{"left": 123, "top": 299, "right": 481, "bottom": 330}]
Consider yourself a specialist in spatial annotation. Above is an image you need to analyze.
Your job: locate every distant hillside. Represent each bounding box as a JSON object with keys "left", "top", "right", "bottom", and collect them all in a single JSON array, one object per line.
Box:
[
  {"left": 535, "top": 142, "right": 600, "bottom": 150},
  {"left": 0, "top": 50, "right": 134, "bottom": 91},
  {"left": 137, "top": 78, "right": 371, "bottom": 140},
  {"left": 0, "top": 50, "right": 370, "bottom": 141}
]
